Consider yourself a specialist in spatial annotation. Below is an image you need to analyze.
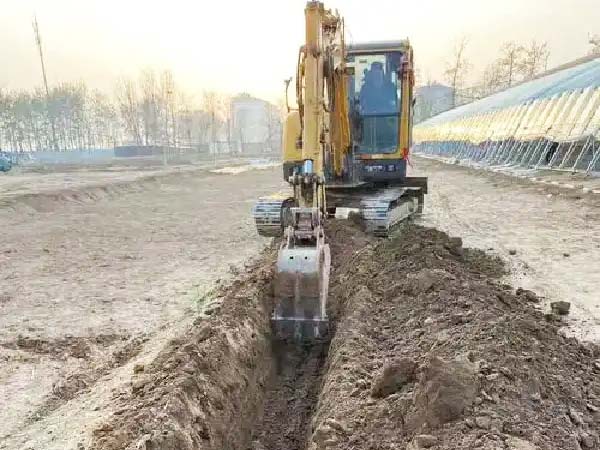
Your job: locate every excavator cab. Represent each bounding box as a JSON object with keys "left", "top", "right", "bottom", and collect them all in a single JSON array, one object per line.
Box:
[
  {"left": 348, "top": 53, "right": 401, "bottom": 155},
  {"left": 344, "top": 41, "right": 416, "bottom": 184}
]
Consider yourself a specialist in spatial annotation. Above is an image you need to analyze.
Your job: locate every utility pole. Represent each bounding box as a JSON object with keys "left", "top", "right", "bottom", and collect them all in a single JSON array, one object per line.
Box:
[{"left": 32, "top": 16, "right": 59, "bottom": 151}]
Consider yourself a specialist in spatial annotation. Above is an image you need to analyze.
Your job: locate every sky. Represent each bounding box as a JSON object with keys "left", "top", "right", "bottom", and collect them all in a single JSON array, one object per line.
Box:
[{"left": 1, "top": 0, "right": 599, "bottom": 104}]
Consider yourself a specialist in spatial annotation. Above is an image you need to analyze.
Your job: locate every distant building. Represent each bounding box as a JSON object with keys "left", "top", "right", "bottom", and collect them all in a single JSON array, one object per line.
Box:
[
  {"left": 230, "top": 94, "right": 281, "bottom": 154},
  {"left": 414, "top": 83, "right": 454, "bottom": 123}
]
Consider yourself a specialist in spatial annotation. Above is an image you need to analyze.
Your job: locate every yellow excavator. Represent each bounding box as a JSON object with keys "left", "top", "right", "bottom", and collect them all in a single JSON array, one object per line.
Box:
[{"left": 253, "top": 1, "right": 427, "bottom": 342}]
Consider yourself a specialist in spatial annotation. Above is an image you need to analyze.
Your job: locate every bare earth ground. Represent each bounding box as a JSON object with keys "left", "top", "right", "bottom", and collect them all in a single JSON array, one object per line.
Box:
[
  {"left": 0, "top": 164, "right": 285, "bottom": 449},
  {"left": 80, "top": 222, "right": 600, "bottom": 450},
  {"left": 411, "top": 156, "right": 600, "bottom": 342},
  {"left": 1, "top": 155, "right": 599, "bottom": 449},
  {"left": 0, "top": 157, "right": 260, "bottom": 202},
  {"left": 416, "top": 155, "right": 600, "bottom": 194}
]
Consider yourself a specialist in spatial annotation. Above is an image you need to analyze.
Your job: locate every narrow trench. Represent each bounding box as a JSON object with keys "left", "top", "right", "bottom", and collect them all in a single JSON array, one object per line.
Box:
[{"left": 249, "top": 339, "right": 330, "bottom": 450}]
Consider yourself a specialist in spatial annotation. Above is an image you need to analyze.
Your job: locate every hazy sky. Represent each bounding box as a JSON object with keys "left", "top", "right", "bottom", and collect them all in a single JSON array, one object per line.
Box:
[{"left": 2, "top": 0, "right": 599, "bottom": 103}]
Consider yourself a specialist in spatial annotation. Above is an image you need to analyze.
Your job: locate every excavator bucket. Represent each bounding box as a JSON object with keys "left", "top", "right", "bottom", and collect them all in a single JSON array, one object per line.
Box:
[{"left": 272, "top": 208, "right": 331, "bottom": 342}]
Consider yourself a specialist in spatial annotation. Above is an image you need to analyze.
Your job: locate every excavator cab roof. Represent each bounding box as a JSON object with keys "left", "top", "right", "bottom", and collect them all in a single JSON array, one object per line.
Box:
[{"left": 347, "top": 40, "right": 411, "bottom": 55}]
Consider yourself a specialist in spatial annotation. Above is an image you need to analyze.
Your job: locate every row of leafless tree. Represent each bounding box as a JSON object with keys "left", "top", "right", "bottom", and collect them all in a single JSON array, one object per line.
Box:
[
  {"left": 590, "top": 35, "right": 600, "bottom": 56},
  {"left": 0, "top": 82, "right": 119, "bottom": 152},
  {"left": 442, "top": 36, "right": 600, "bottom": 109},
  {"left": 0, "top": 69, "right": 282, "bottom": 153},
  {"left": 443, "top": 39, "right": 552, "bottom": 107}
]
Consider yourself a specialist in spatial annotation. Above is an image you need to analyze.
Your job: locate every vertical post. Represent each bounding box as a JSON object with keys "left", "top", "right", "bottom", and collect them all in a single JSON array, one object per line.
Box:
[
  {"left": 33, "top": 16, "right": 59, "bottom": 151},
  {"left": 573, "top": 135, "right": 592, "bottom": 171},
  {"left": 587, "top": 139, "right": 600, "bottom": 172},
  {"left": 534, "top": 140, "right": 553, "bottom": 168},
  {"left": 548, "top": 142, "right": 564, "bottom": 167},
  {"left": 558, "top": 140, "right": 577, "bottom": 169},
  {"left": 211, "top": 109, "right": 216, "bottom": 167}
]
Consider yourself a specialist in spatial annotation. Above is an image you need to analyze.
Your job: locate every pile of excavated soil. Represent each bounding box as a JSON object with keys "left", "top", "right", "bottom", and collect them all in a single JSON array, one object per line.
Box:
[
  {"left": 88, "top": 248, "right": 278, "bottom": 450},
  {"left": 86, "top": 221, "right": 600, "bottom": 450},
  {"left": 310, "top": 222, "right": 600, "bottom": 450}
]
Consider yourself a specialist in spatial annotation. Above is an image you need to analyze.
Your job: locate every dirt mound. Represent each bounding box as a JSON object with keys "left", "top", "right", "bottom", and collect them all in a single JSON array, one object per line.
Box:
[
  {"left": 84, "top": 221, "right": 599, "bottom": 450},
  {"left": 0, "top": 334, "right": 125, "bottom": 359},
  {"left": 0, "top": 178, "right": 158, "bottom": 213},
  {"left": 88, "top": 250, "right": 277, "bottom": 450},
  {"left": 410, "top": 355, "right": 479, "bottom": 430},
  {"left": 311, "top": 223, "right": 600, "bottom": 450},
  {"left": 0, "top": 167, "right": 210, "bottom": 214}
]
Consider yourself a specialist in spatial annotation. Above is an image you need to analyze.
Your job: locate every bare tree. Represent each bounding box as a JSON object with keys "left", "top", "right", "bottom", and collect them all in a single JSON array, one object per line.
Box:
[
  {"left": 444, "top": 37, "right": 471, "bottom": 108},
  {"left": 0, "top": 66, "right": 278, "bottom": 156},
  {"left": 175, "top": 91, "right": 193, "bottom": 149},
  {"left": 590, "top": 34, "right": 600, "bottom": 56},
  {"left": 89, "top": 89, "right": 119, "bottom": 148},
  {"left": 476, "top": 62, "right": 505, "bottom": 97},
  {"left": 264, "top": 100, "right": 284, "bottom": 153},
  {"left": 497, "top": 42, "right": 524, "bottom": 87},
  {"left": 519, "top": 40, "right": 550, "bottom": 81},
  {"left": 0, "top": 81, "right": 121, "bottom": 152},
  {"left": 115, "top": 77, "right": 142, "bottom": 145},
  {"left": 160, "top": 70, "right": 176, "bottom": 150},
  {"left": 139, "top": 69, "right": 160, "bottom": 145},
  {"left": 201, "top": 91, "right": 223, "bottom": 153}
]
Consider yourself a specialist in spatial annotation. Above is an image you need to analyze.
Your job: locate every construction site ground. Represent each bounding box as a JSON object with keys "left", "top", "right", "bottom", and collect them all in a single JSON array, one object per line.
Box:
[
  {"left": 0, "top": 157, "right": 599, "bottom": 450},
  {"left": 412, "top": 156, "right": 600, "bottom": 342}
]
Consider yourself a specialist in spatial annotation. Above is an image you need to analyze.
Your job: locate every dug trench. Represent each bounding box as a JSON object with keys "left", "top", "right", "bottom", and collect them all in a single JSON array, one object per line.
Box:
[{"left": 89, "top": 222, "right": 600, "bottom": 450}]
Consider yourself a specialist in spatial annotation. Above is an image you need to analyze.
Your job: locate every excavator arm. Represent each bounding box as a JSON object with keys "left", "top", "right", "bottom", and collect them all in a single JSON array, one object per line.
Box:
[{"left": 270, "top": 2, "right": 347, "bottom": 341}]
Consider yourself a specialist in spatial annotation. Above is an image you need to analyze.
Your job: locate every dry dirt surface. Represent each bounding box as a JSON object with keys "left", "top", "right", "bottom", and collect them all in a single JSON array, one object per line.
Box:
[
  {"left": 0, "top": 164, "right": 284, "bottom": 449},
  {"left": 411, "top": 156, "right": 600, "bottom": 342},
  {"left": 3, "top": 157, "right": 599, "bottom": 450},
  {"left": 81, "top": 221, "right": 600, "bottom": 450}
]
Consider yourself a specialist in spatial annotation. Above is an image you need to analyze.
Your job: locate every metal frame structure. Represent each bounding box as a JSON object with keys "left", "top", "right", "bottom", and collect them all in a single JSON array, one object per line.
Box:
[{"left": 413, "top": 85, "right": 600, "bottom": 173}]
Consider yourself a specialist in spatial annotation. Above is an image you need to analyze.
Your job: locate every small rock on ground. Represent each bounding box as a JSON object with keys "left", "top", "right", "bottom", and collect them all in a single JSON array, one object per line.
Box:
[{"left": 371, "top": 357, "right": 417, "bottom": 398}]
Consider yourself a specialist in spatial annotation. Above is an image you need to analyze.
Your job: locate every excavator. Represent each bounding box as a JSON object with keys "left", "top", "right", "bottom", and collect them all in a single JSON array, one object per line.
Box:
[{"left": 253, "top": 1, "right": 427, "bottom": 342}]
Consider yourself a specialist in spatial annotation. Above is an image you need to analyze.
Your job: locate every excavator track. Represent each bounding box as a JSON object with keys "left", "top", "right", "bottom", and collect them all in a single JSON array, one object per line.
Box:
[
  {"left": 252, "top": 197, "right": 293, "bottom": 237},
  {"left": 360, "top": 188, "right": 421, "bottom": 237}
]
